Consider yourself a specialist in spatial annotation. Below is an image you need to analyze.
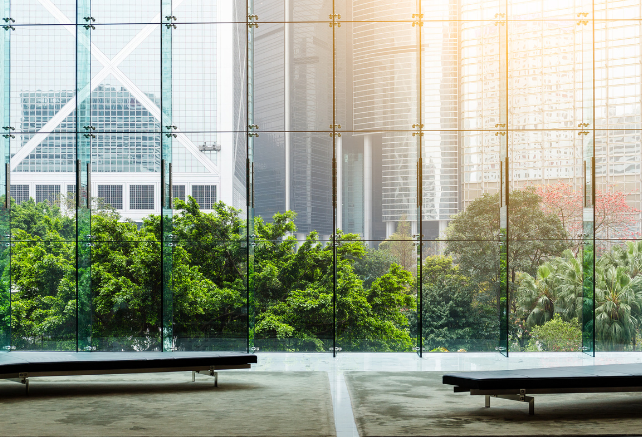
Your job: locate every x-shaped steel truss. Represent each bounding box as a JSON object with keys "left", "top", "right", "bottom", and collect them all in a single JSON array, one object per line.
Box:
[{"left": 11, "top": 0, "right": 218, "bottom": 175}]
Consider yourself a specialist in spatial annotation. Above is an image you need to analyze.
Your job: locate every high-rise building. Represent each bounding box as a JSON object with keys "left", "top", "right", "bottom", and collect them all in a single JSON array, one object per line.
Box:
[
  {"left": 8, "top": 1, "right": 245, "bottom": 223},
  {"left": 253, "top": 0, "right": 335, "bottom": 237}
]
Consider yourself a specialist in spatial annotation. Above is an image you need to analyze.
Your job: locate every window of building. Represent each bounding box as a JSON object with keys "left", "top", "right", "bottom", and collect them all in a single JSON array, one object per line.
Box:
[
  {"left": 172, "top": 185, "right": 186, "bottom": 205},
  {"left": 98, "top": 185, "right": 123, "bottom": 209},
  {"left": 191, "top": 185, "right": 217, "bottom": 209},
  {"left": 10, "top": 185, "right": 30, "bottom": 205},
  {"left": 36, "top": 185, "right": 60, "bottom": 204},
  {"left": 130, "top": 185, "right": 154, "bottom": 210}
]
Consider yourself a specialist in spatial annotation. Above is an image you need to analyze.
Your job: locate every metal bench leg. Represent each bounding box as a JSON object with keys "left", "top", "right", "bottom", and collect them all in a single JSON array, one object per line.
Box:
[
  {"left": 482, "top": 390, "right": 535, "bottom": 415},
  {"left": 192, "top": 371, "right": 195, "bottom": 382},
  {"left": 19, "top": 373, "right": 29, "bottom": 395}
]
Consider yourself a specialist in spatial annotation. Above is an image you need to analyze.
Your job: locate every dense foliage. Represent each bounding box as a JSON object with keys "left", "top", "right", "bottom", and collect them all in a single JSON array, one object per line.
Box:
[
  {"left": 3, "top": 184, "right": 642, "bottom": 353},
  {"left": 419, "top": 256, "right": 496, "bottom": 351},
  {"left": 7, "top": 197, "right": 415, "bottom": 351}
]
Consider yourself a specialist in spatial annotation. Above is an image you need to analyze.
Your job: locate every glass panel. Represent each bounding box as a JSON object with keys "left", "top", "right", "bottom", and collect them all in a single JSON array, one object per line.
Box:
[
  {"left": 254, "top": 239, "right": 334, "bottom": 352},
  {"left": 335, "top": 239, "right": 416, "bottom": 352},
  {"left": 423, "top": 136, "right": 502, "bottom": 355},
  {"left": 422, "top": 240, "right": 499, "bottom": 352},
  {"left": 248, "top": 0, "right": 255, "bottom": 354},
  {"left": 498, "top": 1, "right": 509, "bottom": 357},
  {"left": 254, "top": 0, "right": 339, "bottom": 24},
  {"left": 174, "top": 0, "right": 246, "bottom": 23},
  {"left": 0, "top": 0, "right": 10, "bottom": 352},
  {"left": 252, "top": 23, "right": 332, "bottom": 133},
  {"left": 595, "top": 239, "right": 642, "bottom": 351},
  {"left": 509, "top": 0, "right": 588, "bottom": 20},
  {"left": 595, "top": 0, "right": 642, "bottom": 20},
  {"left": 11, "top": 0, "right": 76, "bottom": 25},
  {"left": 581, "top": 14, "right": 596, "bottom": 356},
  {"left": 253, "top": 132, "right": 332, "bottom": 236},
  {"left": 11, "top": 240, "right": 76, "bottom": 350},
  {"left": 172, "top": 23, "right": 246, "bottom": 137},
  {"left": 11, "top": 25, "right": 76, "bottom": 134},
  {"left": 161, "top": 0, "right": 173, "bottom": 352},
  {"left": 345, "top": 21, "right": 418, "bottom": 133},
  {"left": 508, "top": 20, "right": 584, "bottom": 130},
  {"left": 172, "top": 241, "right": 247, "bottom": 351},
  {"left": 92, "top": 0, "right": 158, "bottom": 24},
  {"left": 90, "top": 24, "right": 161, "bottom": 134},
  {"left": 90, "top": 241, "right": 161, "bottom": 351}
]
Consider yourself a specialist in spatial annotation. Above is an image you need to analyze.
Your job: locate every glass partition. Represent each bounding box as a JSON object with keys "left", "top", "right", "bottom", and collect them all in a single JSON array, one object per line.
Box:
[{"left": 3, "top": 0, "right": 642, "bottom": 358}]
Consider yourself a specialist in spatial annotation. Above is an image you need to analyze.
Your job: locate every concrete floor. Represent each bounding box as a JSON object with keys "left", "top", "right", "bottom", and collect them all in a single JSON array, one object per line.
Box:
[{"left": 250, "top": 352, "right": 642, "bottom": 437}]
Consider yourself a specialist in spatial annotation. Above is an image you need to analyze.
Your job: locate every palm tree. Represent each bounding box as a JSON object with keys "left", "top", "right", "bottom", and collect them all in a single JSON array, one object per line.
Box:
[
  {"left": 518, "top": 263, "right": 559, "bottom": 328},
  {"left": 517, "top": 250, "right": 582, "bottom": 328},
  {"left": 594, "top": 264, "right": 642, "bottom": 350},
  {"left": 550, "top": 249, "right": 584, "bottom": 321},
  {"left": 601, "top": 241, "right": 642, "bottom": 280}
]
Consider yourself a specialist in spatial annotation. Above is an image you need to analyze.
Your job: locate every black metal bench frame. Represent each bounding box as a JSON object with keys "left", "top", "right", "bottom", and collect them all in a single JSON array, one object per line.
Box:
[
  {"left": 0, "top": 352, "right": 257, "bottom": 395},
  {"left": 444, "top": 364, "right": 642, "bottom": 415}
]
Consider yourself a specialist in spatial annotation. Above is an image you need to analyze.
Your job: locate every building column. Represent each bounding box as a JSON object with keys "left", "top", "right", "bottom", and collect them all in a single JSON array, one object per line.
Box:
[
  {"left": 363, "top": 134, "right": 372, "bottom": 242},
  {"left": 386, "top": 221, "right": 395, "bottom": 238},
  {"left": 411, "top": 220, "right": 418, "bottom": 237},
  {"left": 438, "top": 219, "right": 448, "bottom": 255}
]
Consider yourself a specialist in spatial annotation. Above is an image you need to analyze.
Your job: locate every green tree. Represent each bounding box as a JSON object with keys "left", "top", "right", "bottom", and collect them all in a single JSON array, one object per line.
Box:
[
  {"left": 445, "top": 187, "right": 569, "bottom": 283},
  {"left": 10, "top": 229, "right": 76, "bottom": 349},
  {"left": 8, "top": 196, "right": 421, "bottom": 352},
  {"left": 353, "top": 246, "right": 397, "bottom": 289},
  {"left": 517, "top": 250, "right": 583, "bottom": 328},
  {"left": 595, "top": 264, "right": 642, "bottom": 350},
  {"left": 379, "top": 216, "right": 415, "bottom": 274},
  {"left": 420, "top": 256, "right": 495, "bottom": 351},
  {"left": 254, "top": 224, "right": 415, "bottom": 351}
]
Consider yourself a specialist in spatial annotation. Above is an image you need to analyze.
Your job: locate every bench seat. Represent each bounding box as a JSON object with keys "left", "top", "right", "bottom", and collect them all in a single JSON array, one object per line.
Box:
[
  {"left": 0, "top": 351, "right": 257, "bottom": 393},
  {"left": 443, "top": 364, "right": 642, "bottom": 415}
]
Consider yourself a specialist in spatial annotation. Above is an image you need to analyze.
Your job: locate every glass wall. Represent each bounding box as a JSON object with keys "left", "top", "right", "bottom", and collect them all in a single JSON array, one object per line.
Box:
[{"left": 1, "top": 0, "right": 641, "bottom": 356}]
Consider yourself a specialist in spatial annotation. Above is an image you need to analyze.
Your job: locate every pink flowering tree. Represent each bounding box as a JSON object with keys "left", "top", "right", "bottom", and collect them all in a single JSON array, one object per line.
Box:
[{"left": 536, "top": 182, "right": 641, "bottom": 250}]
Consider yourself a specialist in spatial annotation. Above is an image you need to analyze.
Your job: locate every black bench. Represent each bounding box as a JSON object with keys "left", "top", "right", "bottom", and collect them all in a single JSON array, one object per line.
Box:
[
  {"left": 443, "top": 364, "right": 642, "bottom": 415},
  {"left": 0, "top": 351, "right": 257, "bottom": 394}
]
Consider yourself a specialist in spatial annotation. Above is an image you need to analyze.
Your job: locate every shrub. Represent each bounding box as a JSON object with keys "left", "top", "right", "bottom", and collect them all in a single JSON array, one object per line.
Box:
[{"left": 526, "top": 314, "right": 581, "bottom": 352}]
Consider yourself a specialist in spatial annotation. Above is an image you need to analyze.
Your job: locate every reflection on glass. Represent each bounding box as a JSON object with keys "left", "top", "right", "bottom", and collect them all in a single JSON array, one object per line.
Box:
[{"left": 4, "top": 0, "right": 642, "bottom": 356}]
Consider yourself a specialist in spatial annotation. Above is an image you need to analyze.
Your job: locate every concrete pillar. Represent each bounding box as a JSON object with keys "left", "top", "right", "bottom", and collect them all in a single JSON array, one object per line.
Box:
[
  {"left": 438, "top": 219, "right": 449, "bottom": 255},
  {"left": 363, "top": 134, "right": 372, "bottom": 242},
  {"left": 386, "top": 221, "right": 396, "bottom": 238}
]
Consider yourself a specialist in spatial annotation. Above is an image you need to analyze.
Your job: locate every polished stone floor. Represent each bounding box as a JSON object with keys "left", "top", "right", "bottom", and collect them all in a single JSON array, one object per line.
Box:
[{"left": 250, "top": 352, "right": 642, "bottom": 437}]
